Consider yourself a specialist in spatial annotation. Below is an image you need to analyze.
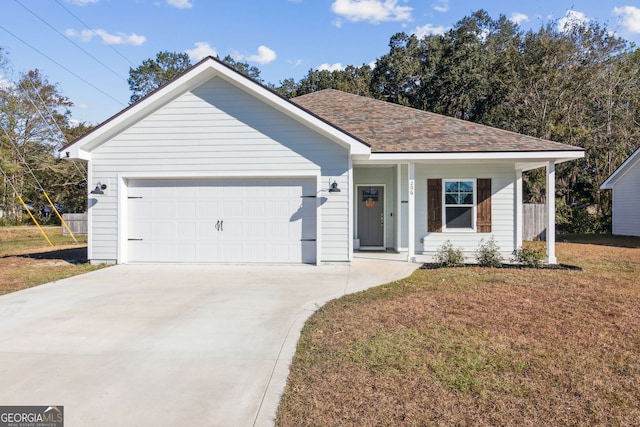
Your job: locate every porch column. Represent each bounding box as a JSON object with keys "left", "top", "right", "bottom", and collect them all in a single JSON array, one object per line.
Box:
[
  {"left": 396, "top": 164, "right": 402, "bottom": 252},
  {"left": 407, "top": 162, "right": 416, "bottom": 262},
  {"left": 515, "top": 169, "right": 523, "bottom": 250},
  {"left": 546, "top": 161, "right": 557, "bottom": 264}
]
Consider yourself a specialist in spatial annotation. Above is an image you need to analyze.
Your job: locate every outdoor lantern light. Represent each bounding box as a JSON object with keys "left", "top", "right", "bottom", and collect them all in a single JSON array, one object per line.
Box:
[
  {"left": 328, "top": 181, "right": 341, "bottom": 193},
  {"left": 90, "top": 182, "right": 107, "bottom": 195}
]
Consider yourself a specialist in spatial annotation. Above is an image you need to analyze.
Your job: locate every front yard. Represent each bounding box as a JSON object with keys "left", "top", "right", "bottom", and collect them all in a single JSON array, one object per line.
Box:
[{"left": 276, "top": 235, "right": 640, "bottom": 426}]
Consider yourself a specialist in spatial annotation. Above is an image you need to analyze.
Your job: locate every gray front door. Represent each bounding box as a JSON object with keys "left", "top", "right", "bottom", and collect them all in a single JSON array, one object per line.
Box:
[{"left": 358, "top": 186, "right": 384, "bottom": 247}]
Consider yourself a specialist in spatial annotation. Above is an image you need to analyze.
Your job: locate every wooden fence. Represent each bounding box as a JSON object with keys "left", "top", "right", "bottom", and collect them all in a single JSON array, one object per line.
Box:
[
  {"left": 62, "top": 213, "right": 88, "bottom": 235},
  {"left": 523, "top": 203, "right": 546, "bottom": 241}
]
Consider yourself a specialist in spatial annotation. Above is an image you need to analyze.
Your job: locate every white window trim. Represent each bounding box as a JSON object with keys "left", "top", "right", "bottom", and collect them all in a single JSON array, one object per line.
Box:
[{"left": 442, "top": 178, "right": 477, "bottom": 232}]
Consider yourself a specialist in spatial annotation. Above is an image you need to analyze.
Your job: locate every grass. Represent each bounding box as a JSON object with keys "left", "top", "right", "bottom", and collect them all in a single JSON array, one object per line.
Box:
[
  {"left": 0, "top": 227, "right": 105, "bottom": 295},
  {"left": 276, "top": 235, "right": 640, "bottom": 426}
]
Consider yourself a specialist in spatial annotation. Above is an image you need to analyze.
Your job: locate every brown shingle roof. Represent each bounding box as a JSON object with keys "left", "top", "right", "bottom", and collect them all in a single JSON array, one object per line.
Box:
[{"left": 291, "top": 89, "right": 579, "bottom": 153}]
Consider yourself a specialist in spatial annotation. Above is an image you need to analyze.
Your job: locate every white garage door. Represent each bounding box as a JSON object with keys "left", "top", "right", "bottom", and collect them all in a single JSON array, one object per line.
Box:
[{"left": 126, "top": 178, "right": 317, "bottom": 264}]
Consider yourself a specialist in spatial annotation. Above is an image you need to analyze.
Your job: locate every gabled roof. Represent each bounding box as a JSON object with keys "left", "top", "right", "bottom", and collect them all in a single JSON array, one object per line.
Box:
[
  {"left": 61, "top": 56, "right": 583, "bottom": 165},
  {"left": 60, "top": 57, "right": 370, "bottom": 160},
  {"left": 601, "top": 147, "right": 640, "bottom": 189},
  {"left": 292, "top": 89, "right": 581, "bottom": 154}
]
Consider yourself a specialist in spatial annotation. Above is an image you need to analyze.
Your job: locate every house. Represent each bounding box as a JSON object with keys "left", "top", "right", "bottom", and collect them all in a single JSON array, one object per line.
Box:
[
  {"left": 600, "top": 147, "right": 640, "bottom": 237},
  {"left": 61, "top": 57, "right": 584, "bottom": 265}
]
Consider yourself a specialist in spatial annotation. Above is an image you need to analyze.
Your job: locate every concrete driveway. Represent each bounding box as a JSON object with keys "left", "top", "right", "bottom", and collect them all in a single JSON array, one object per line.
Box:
[{"left": 0, "top": 259, "right": 417, "bottom": 426}]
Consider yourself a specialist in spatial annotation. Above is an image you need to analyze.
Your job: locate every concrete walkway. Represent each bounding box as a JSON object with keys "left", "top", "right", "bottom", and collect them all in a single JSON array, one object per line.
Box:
[{"left": 0, "top": 259, "right": 418, "bottom": 426}]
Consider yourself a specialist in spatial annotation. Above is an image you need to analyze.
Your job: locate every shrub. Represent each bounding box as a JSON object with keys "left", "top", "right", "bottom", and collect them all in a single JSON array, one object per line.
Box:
[
  {"left": 434, "top": 240, "right": 465, "bottom": 267},
  {"left": 511, "top": 246, "right": 546, "bottom": 268},
  {"left": 475, "top": 237, "right": 503, "bottom": 268}
]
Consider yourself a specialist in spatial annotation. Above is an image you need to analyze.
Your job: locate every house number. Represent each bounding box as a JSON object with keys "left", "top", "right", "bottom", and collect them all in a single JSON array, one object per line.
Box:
[{"left": 409, "top": 180, "right": 415, "bottom": 196}]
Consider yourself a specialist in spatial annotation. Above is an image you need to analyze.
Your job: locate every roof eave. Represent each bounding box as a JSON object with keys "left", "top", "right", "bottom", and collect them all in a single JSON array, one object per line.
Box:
[
  {"left": 360, "top": 150, "right": 584, "bottom": 164},
  {"left": 600, "top": 147, "right": 640, "bottom": 189}
]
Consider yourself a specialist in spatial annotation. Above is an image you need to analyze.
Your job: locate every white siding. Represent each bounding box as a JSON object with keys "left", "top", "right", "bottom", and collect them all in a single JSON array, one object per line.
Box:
[
  {"left": 417, "top": 163, "right": 516, "bottom": 260},
  {"left": 89, "top": 77, "right": 349, "bottom": 263},
  {"left": 611, "top": 163, "right": 640, "bottom": 237}
]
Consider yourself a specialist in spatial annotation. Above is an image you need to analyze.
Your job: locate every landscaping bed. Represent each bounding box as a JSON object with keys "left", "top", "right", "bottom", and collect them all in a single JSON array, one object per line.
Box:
[{"left": 420, "top": 262, "right": 582, "bottom": 270}]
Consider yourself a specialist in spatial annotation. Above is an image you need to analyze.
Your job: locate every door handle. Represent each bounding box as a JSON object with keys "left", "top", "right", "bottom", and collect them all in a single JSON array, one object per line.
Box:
[
  {"left": 215, "top": 220, "right": 220, "bottom": 231},
  {"left": 380, "top": 213, "right": 384, "bottom": 226},
  {"left": 220, "top": 220, "right": 223, "bottom": 231}
]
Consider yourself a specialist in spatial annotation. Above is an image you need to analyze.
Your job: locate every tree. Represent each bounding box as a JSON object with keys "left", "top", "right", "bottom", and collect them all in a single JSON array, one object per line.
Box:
[
  {"left": 367, "top": 11, "right": 640, "bottom": 230},
  {"left": 219, "top": 55, "right": 263, "bottom": 82},
  {"left": 293, "top": 64, "right": 373, "bottom": 97},
  {"left": 370, "top": 32, "right": 422, "bottom": 106},
  {"left": 1, "top": 69, "right": 86, "bottom": 223},
  {"left": 128, "top": 52, "right": 267, "bottom": 103},
  {"left": 127, "top": 51, "right": 192, "bottom": 104}
]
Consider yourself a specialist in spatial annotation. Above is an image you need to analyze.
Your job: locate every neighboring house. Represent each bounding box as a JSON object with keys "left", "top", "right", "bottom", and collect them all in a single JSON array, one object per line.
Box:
[
  {"left": 600, "top": 147, "right": 640, "bottom": 237},
  {"left": 61, "top": 57, "right": 584, "bottom": 265}
]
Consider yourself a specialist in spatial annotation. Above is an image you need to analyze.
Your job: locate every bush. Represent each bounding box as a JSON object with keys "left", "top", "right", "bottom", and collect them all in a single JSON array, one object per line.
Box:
[
  {"left": 556, "top": 200, "right": 611, "bottom": 234},
  {"left": 511, "top": 246, "right": 546, "bottom": 268},
  {"left": 434, "top": 240, "right": 465, "bottom": 267},
  {"left": 475, "top": 237, "right": 502, "bottom": 268}
]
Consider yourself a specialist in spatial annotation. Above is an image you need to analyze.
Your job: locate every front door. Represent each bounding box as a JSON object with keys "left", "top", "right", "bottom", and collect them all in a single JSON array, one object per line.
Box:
[{"left": 357, "top": 186, "right": 384, "bottom": 248}]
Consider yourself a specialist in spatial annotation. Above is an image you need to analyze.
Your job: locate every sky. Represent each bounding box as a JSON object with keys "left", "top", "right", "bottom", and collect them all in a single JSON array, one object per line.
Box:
[{"left": 1, "top": 0, "right": 640, "bottom": 126}]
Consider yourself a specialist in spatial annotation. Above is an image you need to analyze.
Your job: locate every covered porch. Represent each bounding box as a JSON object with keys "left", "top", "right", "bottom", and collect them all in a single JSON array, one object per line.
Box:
[{"left": 351, "top": 160, "right": 560, "bottom": 264}]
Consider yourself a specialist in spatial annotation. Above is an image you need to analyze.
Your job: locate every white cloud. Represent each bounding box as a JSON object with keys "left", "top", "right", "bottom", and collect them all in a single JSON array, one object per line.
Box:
[
  {"left": 558, "top": 10, "right": 590, "bottom": 32},
  {"left": 510, "top": 12, "right": 529, "bottom": 25},
  {"left": 613, "top": 6, "right": 640, "bottom": 34},
  {"left": 166, "top": 0, "right": 193, "bottom": 9},
  {"left": 185, "top": 42, "right": 217, "bottom": 61},
  {"left": 413, "top": 23, "right": 448, "bottom": 38},
  {"left": 317, "top": 62, "right": 344, "bottom": 72},
  {"left": 331, "top": 0, "right": 412, "bottom": 24},
  {"left": 432, "top": 0, "right": 448, "bottom": 13},
  {"left": 368, "top": 60, "right": 377, "bottom": 69},
  {"left": 65, "top": 0, "right": 98, "bottom": 5},
  {"left": 65, "top": 28, "right": 146, "bottom": 46},
  {"left": 245, "top": 45, "right": 277, "bottom": 65},
  {"left": 288, "top": 59, "right": 303, "bottom": 67}
]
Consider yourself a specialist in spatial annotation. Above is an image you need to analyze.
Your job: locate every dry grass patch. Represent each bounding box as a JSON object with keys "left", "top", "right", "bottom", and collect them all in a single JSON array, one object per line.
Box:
[
  {"left": 0, "top": 227, "right": 105, "bottom": 295},
  {"left": 277, "top": 236, "right": 640, "bottom": 426}
]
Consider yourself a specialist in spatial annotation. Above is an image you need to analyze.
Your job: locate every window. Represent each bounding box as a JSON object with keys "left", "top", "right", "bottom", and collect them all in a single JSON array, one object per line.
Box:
[
  {"left": 444, "top": 180, "right": 474, "bottom": 229},
  {"left": 427, "top": 178, "right": 492, "bottom": 233}
]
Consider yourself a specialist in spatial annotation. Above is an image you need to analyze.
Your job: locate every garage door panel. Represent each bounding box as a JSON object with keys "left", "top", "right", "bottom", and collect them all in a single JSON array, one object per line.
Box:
[
  {"left": 196, "top": 243, "right": 219, "bottom": 262},
  {"left": 176, "top": 222, "right": 198, "bottom": 240},
  {"left": 197, "top": 222, "right": 217, "bottom": 240},
  {"left": 127, "top": 178, "right": 316, "bottom": 263}
]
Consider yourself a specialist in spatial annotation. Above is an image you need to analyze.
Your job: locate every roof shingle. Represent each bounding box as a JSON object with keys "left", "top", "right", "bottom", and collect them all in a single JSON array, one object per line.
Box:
[{"left": 291, "top": 89, "right": 579, "bottom": 153}]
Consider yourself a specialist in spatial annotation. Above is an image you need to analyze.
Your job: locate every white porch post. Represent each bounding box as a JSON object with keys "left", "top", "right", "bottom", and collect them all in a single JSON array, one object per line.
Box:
[
  {"left": 396, "top": 164, "right": 402, "bottom": 252},
  {"left": 546, "top": 161, "right": 557, "bottom": 264},
  {"left": 515, "top": 169, "right": 523, "bottom": 250},
  {"left": 407, "top": 162, "right": 416, "bottom": 262}
]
